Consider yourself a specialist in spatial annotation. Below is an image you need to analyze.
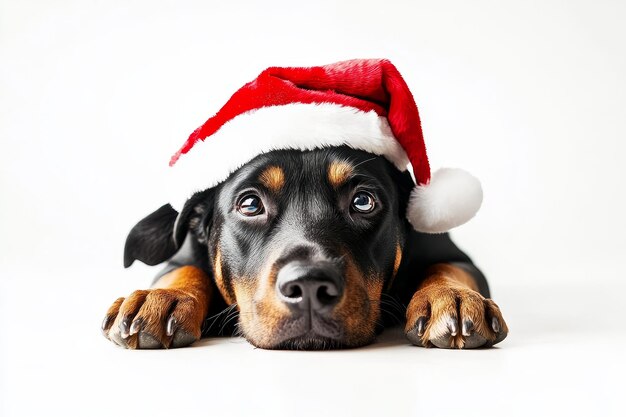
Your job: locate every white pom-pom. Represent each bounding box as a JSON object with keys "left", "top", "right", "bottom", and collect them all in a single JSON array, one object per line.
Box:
[{"left": 406, "top": 168, "right": 483, "bottom": 233}]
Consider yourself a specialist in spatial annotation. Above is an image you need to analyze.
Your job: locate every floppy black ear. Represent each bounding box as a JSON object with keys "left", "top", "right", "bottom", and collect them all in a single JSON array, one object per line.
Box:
[
  {"left": 123, "top": 188, "right": 216, "bottom": 268},
  {"left": 123, "top": 204, "right": 179, "bottom": 268}
]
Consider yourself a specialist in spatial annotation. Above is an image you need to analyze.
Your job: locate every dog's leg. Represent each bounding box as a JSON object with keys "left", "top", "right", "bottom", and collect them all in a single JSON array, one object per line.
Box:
[
  {"left": 102, "top": 266, "right": 212, "bottom": 349},
  {"left": 404, "top": 263, "right": 508, "bottom": 349}
]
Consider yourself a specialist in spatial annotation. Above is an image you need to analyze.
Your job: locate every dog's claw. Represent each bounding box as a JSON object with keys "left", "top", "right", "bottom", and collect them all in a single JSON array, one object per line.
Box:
[
  {"left": 462, "top": 319, "right": 473, "bottom": 337},
  {"left": 416, "top": 317, "right": 427, "bottom": 337},
  {"left": 129, "top": 319, "right": 142, "bottom": 336},
  {"left": 101, "top": 315, "right": 112, "bottom": 334},
  {"left": 448, "top": 317, "right": 458, "bottom": 336},
  {"left": 119, "top": 317, "right": 131, "bottom": 339},
  {"left": 166, "top": 315, "right": 177, "bottom": 337},
  {"left": 492, "top": 317, "right": 501, "bottom": 333}
]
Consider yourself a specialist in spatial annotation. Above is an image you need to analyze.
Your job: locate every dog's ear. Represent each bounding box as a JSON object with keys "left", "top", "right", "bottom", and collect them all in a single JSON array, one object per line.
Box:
[
  {"left": 172, "top": 187, "right": 216, "bottom": 248},
  {"left": 388, "top": 168, "right": 415, "bottom": 218},
  {"left": 123, "top": 188, "right": 216, "bottom": 268},
  {"left": 123, "top": 204, "right": 179, "bottom": 268}
]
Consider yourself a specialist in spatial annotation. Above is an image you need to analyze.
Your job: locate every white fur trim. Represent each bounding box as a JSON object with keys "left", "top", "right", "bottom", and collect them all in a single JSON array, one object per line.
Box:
[
  {"left": 406, "top": 168, "right": 482, "bottom": 233},
  {"left": 168, "top": 103, "right": 409, "bottom": 210}
]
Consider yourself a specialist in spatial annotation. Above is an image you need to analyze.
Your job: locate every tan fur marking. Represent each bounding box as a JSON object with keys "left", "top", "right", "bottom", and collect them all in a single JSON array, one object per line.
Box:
[
  {"left": 259, "top": 165, "right": 285, "bottom": 192},
  {"left": 213, "top": 247, "right": 234, "bottom": 305},
  {"left": 334, "top": 253, "right": 381, "bottom": 347},
  {"left": 150, "top": 266, "right": 212, "bottom": 339},
  {"left": 393, "top": 243, "right": 402, "bottom": 277},
  {"left": 386, "top": 242, "right": 403, "bottom": 290},
  {"left": 152, "top": 266, "right": 210, "bottom": 293},
  {"left": 420, "top": 264, "right": 479, "bottom": 292},
  {"left": 236, "top": 255, "right": 292, "bottom": 348},
  {"left": 328, "top": 160, "right": 354, "bottom": 188}
]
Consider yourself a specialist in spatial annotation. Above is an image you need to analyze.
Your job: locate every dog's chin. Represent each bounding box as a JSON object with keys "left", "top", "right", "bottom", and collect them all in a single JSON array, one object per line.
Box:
[
  {"left": 261, "top": 331, "right": 376, "bottom": 350},
  {"left": 271, "top": 333, "right": 347, "bottom": 350},
  {"left": 241, "top": 314, "right": 377, "bottom": 350}
]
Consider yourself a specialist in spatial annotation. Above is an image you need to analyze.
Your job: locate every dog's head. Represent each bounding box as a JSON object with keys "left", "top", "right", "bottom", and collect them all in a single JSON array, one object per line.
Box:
[{"left": 125, "top": 146, "right": 416, "bottom": 349}]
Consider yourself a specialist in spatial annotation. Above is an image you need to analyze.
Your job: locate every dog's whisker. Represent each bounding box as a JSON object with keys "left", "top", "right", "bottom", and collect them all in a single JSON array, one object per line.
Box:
[
  {"left": 378, "top": 299, "right": 406, "bottom": 315},
  {"left": 203, "top": 303, "right": 239, "bottom": 335},
  {"left": 221, "top": 307, "right": 239, "bottom": 323},
  {"left": 232, "top": 322, "right": 245, "bottom": 338},
  {"left": 218, "top": 311, "right": 241, "bottom": 335},
  {"left": 205, "top": 303, "right": 237, "bottom": 323}
]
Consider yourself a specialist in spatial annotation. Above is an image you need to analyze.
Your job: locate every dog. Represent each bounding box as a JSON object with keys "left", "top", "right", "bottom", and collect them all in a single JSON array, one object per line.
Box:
[{"left": 101, "top": 145, "right": 508, "bottom": 350}]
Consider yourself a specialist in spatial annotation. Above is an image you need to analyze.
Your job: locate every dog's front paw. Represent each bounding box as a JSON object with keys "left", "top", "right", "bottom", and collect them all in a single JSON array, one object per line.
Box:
[
  {"left": 405, "top": 286, "right": 508, "bottom": 349},
  {"left": 101, "top": 289, "right": 204, "bottom": 349}
]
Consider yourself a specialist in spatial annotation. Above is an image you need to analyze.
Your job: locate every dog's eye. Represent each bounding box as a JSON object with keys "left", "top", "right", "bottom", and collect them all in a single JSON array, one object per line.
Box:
[
  {"left": 351, "top": 191, "right": 376, "bottom": 213},
  {"left": 237, "top": 194, "right": 264, "bottom": 216}
]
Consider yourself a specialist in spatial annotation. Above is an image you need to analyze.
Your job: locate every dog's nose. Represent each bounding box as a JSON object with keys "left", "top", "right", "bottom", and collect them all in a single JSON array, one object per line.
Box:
[{"left": 276, "top": 262, "right": 343, "bottom": 312}]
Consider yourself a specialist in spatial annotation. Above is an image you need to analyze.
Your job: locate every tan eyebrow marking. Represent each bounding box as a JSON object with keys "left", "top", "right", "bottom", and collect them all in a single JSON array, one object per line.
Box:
[
  {"left": 328, "top": 160, "right": 354, "bottom": 188},
  {"left": 259, "top": 165, "right": 285, "bottom": 193}
]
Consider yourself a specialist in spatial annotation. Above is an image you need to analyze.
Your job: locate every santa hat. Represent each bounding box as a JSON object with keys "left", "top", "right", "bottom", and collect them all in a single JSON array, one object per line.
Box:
[{"left": 169, "top": 59, "right": 482, "bottom": 233}]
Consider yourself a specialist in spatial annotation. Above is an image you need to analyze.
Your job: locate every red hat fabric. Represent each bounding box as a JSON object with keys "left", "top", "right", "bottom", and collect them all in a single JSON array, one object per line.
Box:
[{"left": 169, "top": 59, "right": 482, "bottom": 233}]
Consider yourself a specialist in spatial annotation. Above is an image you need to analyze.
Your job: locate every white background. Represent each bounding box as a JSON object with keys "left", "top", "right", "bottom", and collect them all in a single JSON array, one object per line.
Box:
[{"left": 1, "top": 0, "right": 625, "bottom": 416}]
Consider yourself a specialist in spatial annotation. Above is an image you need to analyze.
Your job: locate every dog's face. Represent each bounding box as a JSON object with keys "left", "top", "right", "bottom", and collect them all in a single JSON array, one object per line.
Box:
[{"left": 184, "top": 146, "right": 412, "bottom": 349}]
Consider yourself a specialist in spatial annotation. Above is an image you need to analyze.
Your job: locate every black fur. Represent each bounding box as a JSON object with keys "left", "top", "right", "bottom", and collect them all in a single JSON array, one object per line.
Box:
[{"left": 123, "top": 204, "right": 178, "bottom": 268}]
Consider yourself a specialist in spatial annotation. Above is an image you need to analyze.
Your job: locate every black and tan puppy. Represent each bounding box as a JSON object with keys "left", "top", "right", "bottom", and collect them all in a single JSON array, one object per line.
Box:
[{"left": 102, "top": 146, "right": 508, "bottom": 350}]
